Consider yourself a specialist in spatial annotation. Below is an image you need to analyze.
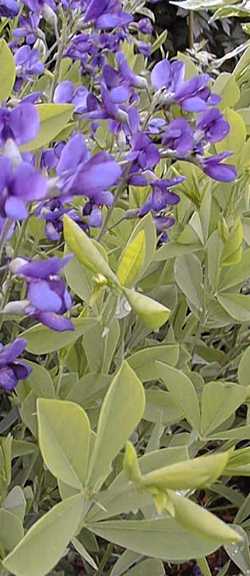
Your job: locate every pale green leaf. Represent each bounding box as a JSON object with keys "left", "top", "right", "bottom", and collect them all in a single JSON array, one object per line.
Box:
[
  {"left": 117, "top": 230, "right": 145, "bottom": 287},
  {"left": 239, "top": 346, "right": 250, "bottom": 387},
  {"left": 3, "top": 494, "right": 84, "bottom": 576},
  {"left": 21, "top": 104, "right": 74, "bottom": 151},
  {"left": 20, "top": 318, "right": 96, "bottom": 354},
  {"left": 37, "top": 399, "right": 90, "bottom": 488},
  {"left": 0, "top": 509, "right": 24, "bottom": 553},
  {"left": 174, "top": 254, "right": 203, "bottom": 311},
  {"left": 124, "top": 289, "right": 170, "bottom": 329},
  {"left": 218, "top": 293, "right": 250, "bottom": 322},
  {"left": 0, "top": 39, "right": 16, "bottom": 101},
  {"left": 157, "top": 362, "right": 200, "bottom": 431},
  {"left": 127, "top": 344, "right": 179, "bottom": 381},
  {"left": 87, "top": 362, "right": 145, "bottom": 491},
  {"left": 201, "top": 381, "right": 247, "bottom": 436},
  {"left": 88, "top": 516, "right": 237, "bottom": 562}
]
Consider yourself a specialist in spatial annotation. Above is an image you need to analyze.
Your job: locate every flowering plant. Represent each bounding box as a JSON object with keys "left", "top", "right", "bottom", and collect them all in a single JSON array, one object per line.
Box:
[{"left": 0, "top": 1, "right": 250, "bottom": 575}]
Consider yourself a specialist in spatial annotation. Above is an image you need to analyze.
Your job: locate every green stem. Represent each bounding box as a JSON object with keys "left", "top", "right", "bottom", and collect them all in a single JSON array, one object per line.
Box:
[
  {"left": 97, "top": 164, "right": 132, "bottom": 241},
  {"left": 188, "top": 11, "right": 194, "bottom": 49},
  {"left": 96, "top": 543, "right": 113, "bottom": 576},
  {"left": 49, "top": 18, "right": 68, "bottom": 101},
  {"left": 196, "top": 557, "right": 212, "bottom": 576}
]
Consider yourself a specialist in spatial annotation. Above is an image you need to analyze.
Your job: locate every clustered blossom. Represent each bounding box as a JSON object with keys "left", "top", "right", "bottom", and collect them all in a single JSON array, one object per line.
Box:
[{"left": 0, "top": 0, "right": 238, "bottom": 392}]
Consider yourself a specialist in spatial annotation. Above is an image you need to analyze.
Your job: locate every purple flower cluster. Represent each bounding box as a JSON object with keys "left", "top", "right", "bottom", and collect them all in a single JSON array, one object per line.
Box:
[{"left": 0, "top": 0, "right": 239, "bottom": 391}]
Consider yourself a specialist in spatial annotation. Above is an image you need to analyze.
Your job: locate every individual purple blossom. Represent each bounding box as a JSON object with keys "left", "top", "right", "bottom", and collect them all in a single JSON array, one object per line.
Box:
[
  {"left": 22, "top": 0, "right": 55, "bottom": 14},
  {"left": 162, "top": 118, "right": 193, "bottom": 156},
  {"left": 84, "top": 0, "right": 133, "bottom": 30},
  {"left": 13, "top": 255, "right": 74, "bottom": 332},
  {"left": 15, "top": 46, "right": 44, "bottom": 80},
  {"left": 128, "top": 132, "right": 160, "bottom": 185},
  {"left": 0, "top": 0, "right": 19, "bottom": 17},
  {"left": 53, "top": 81, "right": 88, "bottom": 113},
  {"left": 0, "top": 103, "right": 39, "bottom": 146},
  {"left": 0, "top": 157, "right": 47, "bottom": 221},
  {"left": 0, "top": 339, "right": 31, "bottom": 392},
  {"left": 138, "top": 18, "right": 153, "bottom": 35},
  {"left": 56, "top": 133, "right": 121, "bottom": 201},
  {"left": 151, "top": 58, "right": 220, "bottom": 112},
  {"left": 13, "top": 13, "right": 40, "bottom": 45},
  {"left": 138, "top": 177, "right": 183, "bottom": 216},
  {"left": 196, "top": 108, "right": 230, "bottom": 143},
  {"left": 201, "top": 152, "right": 237, "bottom": 182}
]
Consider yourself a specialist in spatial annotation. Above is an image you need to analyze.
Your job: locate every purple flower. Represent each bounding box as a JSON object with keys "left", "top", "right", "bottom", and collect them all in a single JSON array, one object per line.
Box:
[
  {"left": 139, "top": 177, "right": 183, "bottom": 216},
  {"left": 138, "top": 18, "right": 153, "bottom": 35},
  {"left": 57, "top": 133, "right": 121, "bottom": 201},
  {"left": 151, "top": 58, "right": 220, "bottom": 112},
  {"left": 13, "top": 13, "right": 40, "bottom": 45},
  {"left": 0, "top": 339, "right": 31, "bottom": 392},
  {"left": 196, "top": 108, "right": 230, "bottom": 143},
  {"left": 84, "top": 0, "right": 132, "bottom": 29},
  {"left": 0, "top": 103, "right": 39, "bottom": 146},
  {"left": 162, "top": 118, "right": 193, "bottom": 156},
  {"left": 0, "top": 0, "right": 19, "bottom": 17},
  {"left": 0, "top": 158, "right": 47, "bottom": 221},
  {"left": 22, "top": 0, "right": 55, "bottom": 14},
  {"left": 14, "top": 255, "right": 74, "bottom": 332},
  {"left": 201, "top": 152, "right": 237, "bottom": 182},
  {"left": 151, "top": 58, "right": 185, "bottom": 92},
  {"left": 175, "top": 75, "right": 220, "bottom": 112},
  {"left": 54, "top": 81, "right": 88, "bottom": 113},
  {"left": 15, "top": 46, "right": 44, "bottom": 80}
]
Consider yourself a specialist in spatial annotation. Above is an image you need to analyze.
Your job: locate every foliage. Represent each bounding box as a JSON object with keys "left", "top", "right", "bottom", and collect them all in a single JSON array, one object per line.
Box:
[{"left": 0, "top": 1, "right": 250, "bottom": 575}]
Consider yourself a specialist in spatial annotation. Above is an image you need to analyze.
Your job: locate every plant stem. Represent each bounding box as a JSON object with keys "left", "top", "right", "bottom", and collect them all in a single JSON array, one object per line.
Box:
[
  {"left": 188, "top": 11, "right": 194, "bottom": 49},
  {"left": 97, "top": 164, "right": 132, "bottom": 241},
  {"left": 96, "top": 543, "right": 113, "bottom": 576}
]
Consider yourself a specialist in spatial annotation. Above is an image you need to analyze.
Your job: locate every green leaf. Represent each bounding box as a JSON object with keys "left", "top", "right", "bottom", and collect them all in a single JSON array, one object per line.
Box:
[
  {"left": 71, "top": 537, "right": 98, "bottom": 571},
  {"left": 213, "top": 73, "right": 240, "bottom": 109},
  {"left": 239, "top": 346, "right": 250, "bottom": 387},
  {"left": 117, "top": 230, "right": 145, "bottom": 287},
  {"left": 3, "top": 487, "right": 26, "bottom": 523},
  {"left": 88, "top": 515, "right": 237, "bottom": 562},
  {"left": 86, "top": 362, "right": 145, "bottom": 491},
  {"left": 0, "top": 39, "right": 16, "bottom": 101},
  {"left": 0, "top": 509, "right": 24, "bottom": 553},
  {"left": 64, "top": 215, "right": 118, "bottom": 284},
  {"left": 124, "top": 289, "right": 170, "bottom": 329},
  {"left": 124, "top": 559, "right": 165, "bottom": 576},
  {"left": 218, "top": 293, "right": 250, "bottom": 322},
  {"left": 21, "top": 104, "right": 74, "bottom": 151},
  {"left": 207, "top": 231, "right": 223, "bottom": 291},
  {"left": 174, "top": 254, "right": 203, "bottom": 311},
  {"left": 37, "top": 399, "right": 90, "bottom": 489},
  {"left": 66, "top": 373, "right": 111, "bottom": 407},
  {"left": 144, "top": 390, "right": 183, "bottom": 424},
  {"left": 110, "top": 550, "right": 141, "bottom": 576},
  {"left": 0, "top": 436, "right": 12, "bottom": 503},
  {"left": 157, "top": 363, "right": 200, "bottom": 432},
  {"left": 25, "top": 362, "right": 55, "bottom": 398},
  {"left": 225, "top": 526, "right": 250, "bottom": 576},
  {"left": 64, "top": 252, "right": 93, "bottom": 302},
  {"left": 3, "top": 494, "right": 84, "bottom": 576},
  {"left": 151, "top": 30, "right": 168, "bottom": 54},
  {"left": 127, "top": 344, "right": 179, "bottom": 381},
  {"left": 20, "top": 318, "right": 96, "bottom": 354},
  {"left": 201, "top": 382, "right": 247, "bottom": 436},
  {"left": 221, "top": 218, "right": 243, "bottom": 267},
  {"left": 216, "top": 109, "right": 246, "bottom": 156},
  {"left": 218, "top": 248, "right": 250, "bottom": 290}
]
